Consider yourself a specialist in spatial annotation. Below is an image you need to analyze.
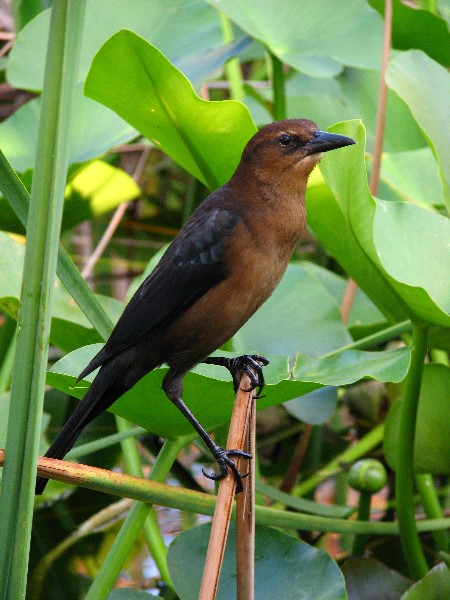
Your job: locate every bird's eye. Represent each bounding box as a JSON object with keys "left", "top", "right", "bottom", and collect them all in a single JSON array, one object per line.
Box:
[{"left": 278, "top": 133, "right": 292, "bottom": 147}]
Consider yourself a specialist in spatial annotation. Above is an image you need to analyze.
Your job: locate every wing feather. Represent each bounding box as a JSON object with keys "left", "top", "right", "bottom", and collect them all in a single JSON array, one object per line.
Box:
[{"left": 78, "top": 197, "right": 240, "bottom": 379}]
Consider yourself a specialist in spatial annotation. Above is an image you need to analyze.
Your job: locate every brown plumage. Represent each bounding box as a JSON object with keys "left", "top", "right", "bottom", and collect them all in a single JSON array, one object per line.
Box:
[{"left": 36, "top": 119, "right": 355, "bottom": 494}]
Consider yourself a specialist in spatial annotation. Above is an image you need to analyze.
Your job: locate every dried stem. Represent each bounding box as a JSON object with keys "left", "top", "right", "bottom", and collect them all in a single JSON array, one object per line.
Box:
[
  {"left": 340, "top": 0, "right": 392, "bottom": 322},
  {"left": 236, "top": 395, "right": 256, "bottom": 600},
  {"left": 198, "top": 373, "right": 254, "bottom": 600},
  {"left": 280, "top": 423, "right": 313, "bottom": 494}
]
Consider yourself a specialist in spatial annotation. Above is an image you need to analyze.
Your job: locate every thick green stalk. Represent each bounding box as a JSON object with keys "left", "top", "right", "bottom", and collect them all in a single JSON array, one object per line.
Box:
[
  {"left": 220, "top": 13, "right": 244, "bottom": 101},
  {"left": 270, "top": 52, "right": 286, "bottom": 121},
  {"left": 395, "top": 323, "right": 429, "bottom": 579},
  {"left": 0, "top": 150, "right": 114, "bottom": 340},
  {"left": 3, "top": 449, "right": 449, "bottom": 537},
  {"left": 117, "top": 417, "right": 173, "bottom": 588},
  {"left": 67, "top": 425, "right": 146, "bottom": 458},
  {"left": 0, "top": 316, "right": 16, "bottom": 393},
  {"left": 0, "top": 2, "right": 86, "bottom": 597},
  {"left": 416, "top": 473, "right": 449, "bottom": 552},
  {"left": 351, "top": 493, "right": 371, "bottom": 556},
  {"left": 85, "top": 437, "right": 186, "bottom": 600}
]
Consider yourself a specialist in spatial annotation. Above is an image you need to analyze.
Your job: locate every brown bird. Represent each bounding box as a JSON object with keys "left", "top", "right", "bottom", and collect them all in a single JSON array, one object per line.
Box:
[{"left": 35, "top": 119, "right": 355, "bottom": 494}]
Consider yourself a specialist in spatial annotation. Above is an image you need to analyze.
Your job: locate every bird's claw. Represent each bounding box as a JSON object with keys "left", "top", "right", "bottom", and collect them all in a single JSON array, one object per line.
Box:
[
  {"left": 202, "top": 447, "right": 252, "bottom": 493},
  {"left": 234, "top": 354, "right": 269, "bottom": 397},
  {"left": 203, "top": 354, "right": 269, "bottom": 397}
]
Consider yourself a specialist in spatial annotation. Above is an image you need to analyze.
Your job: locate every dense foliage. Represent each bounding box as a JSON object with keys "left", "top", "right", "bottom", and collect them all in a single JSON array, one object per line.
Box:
[{"left": 0, "top": 1, "right": 449, "bottom": 598}]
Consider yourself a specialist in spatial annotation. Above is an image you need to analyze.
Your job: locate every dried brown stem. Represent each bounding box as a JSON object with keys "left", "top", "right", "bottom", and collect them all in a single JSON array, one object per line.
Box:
[
  {"left": 198, "top": 373, "right": 254, "bottom": 600},
  {"left": 236, "top": 395, "right": 255, "bottom": 600},
  {"left": 280, "top": 423, "right": 313, "bottom": 494},
  {"left": 340, "top": 0, "right": 392, "bottom": 322}
]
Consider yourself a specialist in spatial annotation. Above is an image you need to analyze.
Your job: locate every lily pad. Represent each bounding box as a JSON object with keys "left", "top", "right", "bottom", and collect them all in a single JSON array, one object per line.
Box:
[{"left": 167, "top": 522, "right": 347, "bottom": 600}]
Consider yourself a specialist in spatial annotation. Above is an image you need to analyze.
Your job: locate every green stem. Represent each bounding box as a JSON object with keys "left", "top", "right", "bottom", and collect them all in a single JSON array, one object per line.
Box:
[
  {"left": 321, "top": 319, "right": 412, "bottom": 357},
  {"left": 351, "top": 493, "right": 372, "bottom": 556},
  {"left": 220, "top": 13, "right": 244, "bottom": 100},
  {"left": 0, "top": 2, "right": 86, "bottom": 597},
  {"left": 0, "top": 316, "right": 16, "bottom": 393},
  {"left": 395, "top": 323, "right": 429, "bottom": 579},
  {"left": 270, "top": 52, "right": 286, "bottom": 120},
  {"left": 117, "top": 418, "right": 173, "bottom": 589},
  {"left": 67, "top": 425, "right": 146, "bottom": 458},
  {"left": 416, "top": 473, "right": 449, "bottom": 552},
  {"left": 85, "top": 437, "right": 186, "bottom": 600},
  {"left": 292, "top": 423, "right": 384, "bottom": 498}
]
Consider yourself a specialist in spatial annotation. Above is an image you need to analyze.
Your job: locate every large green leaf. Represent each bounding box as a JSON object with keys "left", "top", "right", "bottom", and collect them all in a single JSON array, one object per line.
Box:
[
  {"left": 233, "top": 263, "right": 353, "bottom": 357},
  {"left": 85, "top": 30, "right": 257, "bottom": 189},
  {"left": 206, "top": 0, "right": 383, "bottom": 77},
  {"left": 46, "top": 343, "right": 410, "bottom": 438},
  {"left": 386, "top": 51, "right": 450, "bottom": 213},
  {"left": 7, "top": 0, "right": 226, "bottom": 91},
  {"left": 5, "top": 1, "right": 250, "bottom": 176},
  {"left": 167, "top": 523, "right": 347, "bottom": 600},
  {"left": 319, "top": 120, "right": 450, "bottom": 327},
  {"left": 384, "top": 364, "right": 450, "bottom": 475},
  {"left": 307, "top": 167, "right": 408, "bottom": 325},
  {"left": 379, "top": 148, "right": 443, "bottom": 207}
]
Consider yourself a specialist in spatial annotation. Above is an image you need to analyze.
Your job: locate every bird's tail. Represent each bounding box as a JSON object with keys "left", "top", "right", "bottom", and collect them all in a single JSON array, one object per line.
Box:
[{"left": 35, "top": 369, "right": 121, "bottom": 495}]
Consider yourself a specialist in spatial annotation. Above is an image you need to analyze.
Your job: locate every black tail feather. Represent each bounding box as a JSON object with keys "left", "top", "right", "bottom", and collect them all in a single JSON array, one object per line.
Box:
[{"left": 35, "top": 371, "right": 117, "bottom": 495}]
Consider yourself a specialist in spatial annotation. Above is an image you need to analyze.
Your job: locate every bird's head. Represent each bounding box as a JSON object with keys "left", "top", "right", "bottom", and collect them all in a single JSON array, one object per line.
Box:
[{"left": 235, "top": 119, "right": 356, "bottom": 188}]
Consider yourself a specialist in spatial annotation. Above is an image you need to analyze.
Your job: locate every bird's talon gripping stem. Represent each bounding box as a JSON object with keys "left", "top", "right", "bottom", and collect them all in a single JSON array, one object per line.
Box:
[
  {"left": 203, "top": 446, "right": 252, "bottom": 493},
  {"left": 204, "top": 354, "right": 269, "bottom": 397}
]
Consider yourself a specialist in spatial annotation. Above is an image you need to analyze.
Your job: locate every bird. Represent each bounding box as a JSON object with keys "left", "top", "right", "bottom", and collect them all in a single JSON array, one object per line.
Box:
[{"left": 35, "top": 119, "right": 355, "bottom": 495}]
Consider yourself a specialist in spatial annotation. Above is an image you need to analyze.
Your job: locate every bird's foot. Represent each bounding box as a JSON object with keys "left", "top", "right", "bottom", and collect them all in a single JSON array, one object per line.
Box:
[
  {"left": 204, "top": 354, "right": 269, "bottom": 397},
  {"left": 202, "top": 446, "right": 252, "bottom": 493}
]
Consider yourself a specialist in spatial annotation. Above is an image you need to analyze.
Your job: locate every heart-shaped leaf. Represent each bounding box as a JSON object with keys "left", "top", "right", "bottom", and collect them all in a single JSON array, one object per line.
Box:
[
  {"left": 319, "top": 120, "right": 450, "bottom": 327},
  {"left": 85, "top": 30, "right": 257, "bottom": 189},
  {"left": 167, "top": 522, "right": 347, "bottom": 600}
]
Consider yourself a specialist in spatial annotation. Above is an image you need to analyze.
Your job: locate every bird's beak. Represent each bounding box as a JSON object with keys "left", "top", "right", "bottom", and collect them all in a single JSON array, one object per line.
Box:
[{"left": 305, "top": 130, "right": 356, "bottom": 156}]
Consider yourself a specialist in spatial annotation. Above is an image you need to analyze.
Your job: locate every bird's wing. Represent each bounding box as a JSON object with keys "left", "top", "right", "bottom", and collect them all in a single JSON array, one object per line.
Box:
[{"left": 78, "top": 202, "right": 241, "bottom": 379}]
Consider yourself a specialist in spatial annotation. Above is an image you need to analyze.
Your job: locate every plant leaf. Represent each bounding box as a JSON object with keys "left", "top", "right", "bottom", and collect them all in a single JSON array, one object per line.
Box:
[
  {"left": 386, "top": 50, "right": 450, "bottom": 213},
  {"left": 342, "top": 557, "right": 412, "bottom": 600},
  {"left": 167, "top": 522, "right": 347, "bottom": 600},
  {"left": 319, "top": 120, "right": 450, "bottom": 327},
  {"left": 206, "top": 0, "right": 383, "bottom": 77},
  {"left": 400, "top": 563, "right": 450, "bottom": 600},
  {"left": 85, "top": 30, "right": 257, "bottom": 189},
  {"left": 46, "top": 344, "right": 410, "bottom": 437}
]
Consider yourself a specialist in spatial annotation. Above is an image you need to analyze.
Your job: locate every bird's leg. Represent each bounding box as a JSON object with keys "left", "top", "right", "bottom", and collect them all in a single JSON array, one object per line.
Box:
[
  {"left": 203, "top": 354, "right": 269, "bottom": 398},
  {"left": 162, "top": 373, "right": 251, "bottom": 493}
]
